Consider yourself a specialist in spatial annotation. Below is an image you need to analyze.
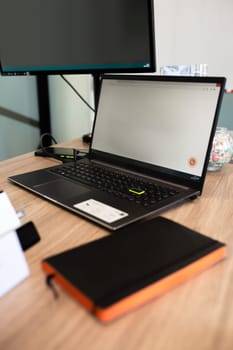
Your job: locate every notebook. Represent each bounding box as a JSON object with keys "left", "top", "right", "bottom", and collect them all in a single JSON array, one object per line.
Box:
[
  {"left": 41, "top": 216, "right": 226, "bottom": 323},
  {"left": 9, "top": 75, "right": 226, "bottom": 230}
]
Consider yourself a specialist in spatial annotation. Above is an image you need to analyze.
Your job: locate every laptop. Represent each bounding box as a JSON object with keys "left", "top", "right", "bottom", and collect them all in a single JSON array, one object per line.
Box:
[{"left": 9, "top": 75, "right": 226, "bottom": 230}]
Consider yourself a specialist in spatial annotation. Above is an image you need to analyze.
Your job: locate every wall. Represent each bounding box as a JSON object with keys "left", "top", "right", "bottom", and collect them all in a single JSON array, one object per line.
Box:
[
  {"left": 218, "top": 93, "right": 233, "bottom": 130},
  {"left": 0, "top": 76, "right": 40, "bottom": 160},
  {"left": 154, "top": 0, "right": 233, "bottom": 130},
  {"left": 49, "top": 75, "right": 94, "bottom": 143},
  {"left": 155, "top": 0, "right": 233, "bottom": 89}
]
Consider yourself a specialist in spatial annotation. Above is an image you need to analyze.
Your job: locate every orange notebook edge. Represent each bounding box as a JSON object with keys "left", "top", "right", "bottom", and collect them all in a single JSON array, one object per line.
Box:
[
  {"left": 95, "top": 245, "right": 226, "bottom": 323},
  {"left": 42, "top": 245, "right": 226, "bottom": 323}
]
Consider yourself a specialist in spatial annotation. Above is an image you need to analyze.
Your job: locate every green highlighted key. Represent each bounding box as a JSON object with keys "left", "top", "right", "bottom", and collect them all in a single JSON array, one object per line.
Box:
[{"left": 128, "top": 189, "right": 145, "bottom": 195}]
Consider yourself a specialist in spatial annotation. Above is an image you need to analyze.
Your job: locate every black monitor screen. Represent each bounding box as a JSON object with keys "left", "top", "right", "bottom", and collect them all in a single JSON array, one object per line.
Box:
[{"left": 0, "top": 0, "right": 155, "bottom": 75}]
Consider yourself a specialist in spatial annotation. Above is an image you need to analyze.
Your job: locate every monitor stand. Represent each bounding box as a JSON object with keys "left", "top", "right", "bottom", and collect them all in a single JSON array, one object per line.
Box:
[
  {"left": 82, "top": 73, "right": 102, "bottom": 144},
  {"left": 36, "top": 76, "right": 52, "bottom": 146}
]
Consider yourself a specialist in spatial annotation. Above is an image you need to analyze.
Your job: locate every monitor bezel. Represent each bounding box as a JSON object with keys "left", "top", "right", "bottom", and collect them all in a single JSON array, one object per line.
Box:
[{"left": 0, "top": 0, "right": 156, "bottom": 76}]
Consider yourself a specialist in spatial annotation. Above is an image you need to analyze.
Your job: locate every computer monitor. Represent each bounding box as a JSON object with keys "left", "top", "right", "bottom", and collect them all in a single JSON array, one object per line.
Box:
[{"left": 0, "top": 0, "right": 156, "bottom": 76}]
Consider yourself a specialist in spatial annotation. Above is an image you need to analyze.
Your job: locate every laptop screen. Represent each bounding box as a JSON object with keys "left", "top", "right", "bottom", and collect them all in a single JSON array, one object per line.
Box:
[{"left": 92, "top": 76, "right": 223, "bottom": 178}]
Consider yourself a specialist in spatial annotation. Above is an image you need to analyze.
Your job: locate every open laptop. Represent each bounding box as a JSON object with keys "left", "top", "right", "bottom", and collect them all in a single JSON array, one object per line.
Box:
[{"left": 9, "top": 75, "right": 226, "bottom": 230}]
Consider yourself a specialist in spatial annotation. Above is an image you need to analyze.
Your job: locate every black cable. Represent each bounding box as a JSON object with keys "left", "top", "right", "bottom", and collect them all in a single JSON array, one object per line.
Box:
[
  {"left": 39, "top": 132, "right": 58, "bottom": 148},
  {"left": 39, "top": 133, "right": 62, "bottom": 161},
  {"left": 60, "top": 75, "right": 96, "bottom": 113}
]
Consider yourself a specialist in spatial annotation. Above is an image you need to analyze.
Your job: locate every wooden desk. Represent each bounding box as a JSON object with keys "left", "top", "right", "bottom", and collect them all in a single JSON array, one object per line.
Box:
[{"left": 1, "top": 139, "right": 233, "bottom": 350}]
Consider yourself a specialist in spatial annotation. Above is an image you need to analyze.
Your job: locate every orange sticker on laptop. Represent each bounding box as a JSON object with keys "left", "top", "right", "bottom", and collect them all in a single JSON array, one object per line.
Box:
[{"left": 189, "top": 157, "right": 197, "bottom": 166}]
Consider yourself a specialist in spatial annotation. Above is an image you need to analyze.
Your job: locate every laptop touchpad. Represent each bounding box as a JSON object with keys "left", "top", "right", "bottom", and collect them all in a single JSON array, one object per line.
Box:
[{"left": 34, "top": 179, "right": 90, "bottom": 200}]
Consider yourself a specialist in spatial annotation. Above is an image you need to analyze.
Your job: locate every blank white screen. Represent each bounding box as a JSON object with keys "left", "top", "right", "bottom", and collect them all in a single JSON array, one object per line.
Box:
[{"left": 92, "top": 79, "right": 220, "bottom": 177}]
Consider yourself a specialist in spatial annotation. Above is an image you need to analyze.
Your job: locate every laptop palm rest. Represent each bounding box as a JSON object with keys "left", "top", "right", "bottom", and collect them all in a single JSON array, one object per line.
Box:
[
  {"left": 10, "top": 169, "right": 91, "bottom": 202},
  {"left": 35, "top": 179, "right": 91, "bottom": 200}
]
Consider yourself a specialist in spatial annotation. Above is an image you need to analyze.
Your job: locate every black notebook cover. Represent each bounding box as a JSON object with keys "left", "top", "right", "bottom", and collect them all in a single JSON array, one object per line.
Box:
[{"left": 42, "top": 217, "right": 226, "bottom": 322}]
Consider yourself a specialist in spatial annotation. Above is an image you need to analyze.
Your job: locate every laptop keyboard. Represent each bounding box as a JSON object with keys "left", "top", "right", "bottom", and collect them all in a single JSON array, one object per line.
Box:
[{"left": 50, "top": 161, "right": 179, "bottom": 207}]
